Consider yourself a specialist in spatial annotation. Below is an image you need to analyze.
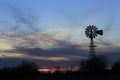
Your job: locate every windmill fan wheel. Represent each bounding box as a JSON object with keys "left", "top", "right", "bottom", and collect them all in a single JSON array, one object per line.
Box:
[{"left": 85, "top": 25, "right": 98, "bottom": 39}]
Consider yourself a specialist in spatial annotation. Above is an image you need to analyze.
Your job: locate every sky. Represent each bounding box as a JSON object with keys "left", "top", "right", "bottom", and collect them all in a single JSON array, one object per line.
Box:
[{"left": 0, "top": 0, "right": 120, "bottom": 68}]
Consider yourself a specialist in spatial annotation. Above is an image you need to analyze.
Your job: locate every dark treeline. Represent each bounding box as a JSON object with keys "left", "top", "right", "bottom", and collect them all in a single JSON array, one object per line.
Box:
[
  {"left": 80, "top": 55, "right": 120, "bottom": 75},
  {"left": 0, "top": 60, "right": 39, "bottom": 80},
  {"left": 1, "top": 56, "right": 120, "bottom": 80}
]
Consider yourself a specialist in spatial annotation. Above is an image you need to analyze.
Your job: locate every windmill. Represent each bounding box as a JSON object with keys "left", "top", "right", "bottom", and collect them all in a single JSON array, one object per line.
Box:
[{"left": 85, "top": 25, "right": 103, "bottom": 57}]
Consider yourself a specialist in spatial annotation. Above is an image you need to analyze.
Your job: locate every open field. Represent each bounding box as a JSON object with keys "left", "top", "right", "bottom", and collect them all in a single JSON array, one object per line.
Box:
[{"left": 1, "top": 73, "right": 118, "bottom": 80}]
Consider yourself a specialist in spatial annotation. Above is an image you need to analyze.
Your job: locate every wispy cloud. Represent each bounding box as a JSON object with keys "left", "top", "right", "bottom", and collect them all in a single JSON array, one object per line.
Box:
[
  {"left": 0, "top": 52, "right": 70, "bottom": 61},
  {"left": 2, "top": 26, "right": 20, "bottom": 36},
  {"left": 0, "top": 39, "right": 14, "bottom": 50}
]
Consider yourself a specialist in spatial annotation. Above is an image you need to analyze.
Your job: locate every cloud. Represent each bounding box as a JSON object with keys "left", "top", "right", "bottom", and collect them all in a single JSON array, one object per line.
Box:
[
  {"left": 0, "top": 5, "right": 40, "bottom": 36},
  {"left": 0, "top": 42, "right": 87, "bottom": 68},
  {"left": 0, "top": 26, "right": 85, "bottom": 50},
  {"left": 0, "top": 39, "right": 14, "bottom": 50},
  {"left": 0, "top": 5, "right": 119, "bottom": 68},
  {"left": 6, "top": 42, "right": 87, "bottom": 57},
  {"left": 35, "top": 57, "right": 70, "bottom": 61},
  {"left": 0, "top": 53, "right": 25, "bottom": 58},
  {"left": 1, "top": 47, "right": 120, "bottom": 68},
  {"left": 0, "top": 42, "right": 13, "bottom": 50},
  {"left": 0, "top": 23, "right": 119, "bottom": 68},
  {"left": 2, "top": 26, "right": 20, "bottom": 36},
  {"left": 0, "top": 52, "right": 70, "bottom": 61},
  {"left": 2, "top": 40, "right": 87, "bottom": 66}
]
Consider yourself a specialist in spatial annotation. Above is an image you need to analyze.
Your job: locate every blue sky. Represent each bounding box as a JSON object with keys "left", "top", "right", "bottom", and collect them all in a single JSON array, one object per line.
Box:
[{"left": 0, "top": 0, "right": 120, "bottom": 68}]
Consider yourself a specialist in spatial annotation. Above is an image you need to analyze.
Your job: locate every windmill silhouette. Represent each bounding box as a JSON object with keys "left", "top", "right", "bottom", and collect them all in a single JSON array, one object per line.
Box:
[{"left": 85, "top": 25, "right": 103, "bottom": 57}]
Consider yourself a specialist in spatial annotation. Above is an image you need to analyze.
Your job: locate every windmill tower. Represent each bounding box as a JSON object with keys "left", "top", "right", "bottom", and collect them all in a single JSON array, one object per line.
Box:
[{"left": 85, "top": 25, "right": 103, "bottom": 58}]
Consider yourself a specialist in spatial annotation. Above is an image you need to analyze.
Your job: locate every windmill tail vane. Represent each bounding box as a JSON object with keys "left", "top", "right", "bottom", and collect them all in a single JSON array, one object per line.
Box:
[{"left": 85, "top": 25, "right": 103, "bottom": 58}]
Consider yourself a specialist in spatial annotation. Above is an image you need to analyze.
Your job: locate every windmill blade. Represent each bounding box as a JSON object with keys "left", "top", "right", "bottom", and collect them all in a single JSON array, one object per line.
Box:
[
  {"left": 93, "top": 26, "right": 96, "bottom": 29},
  {"left": 95, "top": 33, "right": 97, "bottom": 36},
  {"left": 87, "top": 34, "right": 90, "bottom": 37},
  {"left": 89, "top": 26, "right": 92, "bottom": 30},
  {"left": 93, "top": 26, "right": 97, "bottom": 31},
  {"left": 86, "top": 28, "right": 88, "bottom": 31},
  {"left": 86, "top": 26, "right": 90, "bottom": 30},
  {"left": 91, "top": 25, "right": 94, "bottom": 29}
]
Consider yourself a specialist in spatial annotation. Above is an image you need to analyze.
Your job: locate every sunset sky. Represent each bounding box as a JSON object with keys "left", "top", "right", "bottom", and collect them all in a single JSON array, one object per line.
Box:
[{"left": 0, "top": 0, "right": 120, "bottom": 68}]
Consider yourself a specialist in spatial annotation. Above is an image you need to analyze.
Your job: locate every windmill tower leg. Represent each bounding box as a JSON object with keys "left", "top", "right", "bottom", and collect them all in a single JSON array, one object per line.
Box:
[{"left": 89, "top": 39, "right": 96, "bottom": 58}]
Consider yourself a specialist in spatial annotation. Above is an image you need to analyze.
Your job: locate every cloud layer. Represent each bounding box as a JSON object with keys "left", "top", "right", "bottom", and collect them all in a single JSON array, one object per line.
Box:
[{"left": 0, "top": 1, "right": 120, "bottom": 68}]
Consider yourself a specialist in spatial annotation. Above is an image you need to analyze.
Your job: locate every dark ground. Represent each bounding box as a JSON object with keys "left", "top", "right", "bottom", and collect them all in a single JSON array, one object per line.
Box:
[
  {"left": 36, "top": 73, "right": 120, "bottom": 80},
  {"left": 1, "top": 72, "right": 120, "bottom": 80}
]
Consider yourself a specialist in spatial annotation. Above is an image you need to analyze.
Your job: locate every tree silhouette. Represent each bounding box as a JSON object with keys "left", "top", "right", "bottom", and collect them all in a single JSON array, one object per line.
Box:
[
  {"left": 80, "top": 55, "right": 106, "bottom": 73},
  {"left": 0, "top": 60, "right": 38, "bottom": 79},
  {"left": 112, "top": 61, "right": 120, "bottom": 74},
  {"left": 16, "top": 60, "right": 38, "bottom": 73}
]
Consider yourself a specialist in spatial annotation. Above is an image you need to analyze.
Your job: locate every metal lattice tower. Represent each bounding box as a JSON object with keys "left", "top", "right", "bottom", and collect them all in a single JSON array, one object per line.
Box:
[{"left": 85, "top": 25, "right": 103, "bottom": 58}]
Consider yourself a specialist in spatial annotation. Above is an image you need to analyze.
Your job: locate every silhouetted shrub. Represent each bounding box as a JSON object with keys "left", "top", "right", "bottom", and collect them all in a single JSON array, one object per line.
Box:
[
  {"left": 80, "top": 55, "right": 106, "bottom": 73},
  {"left": 111, "top": 61, "right": 120, "bottom": 74},
  {"left": 0, "top": 61, "right": 38, "bottom": 79},
  {"left": 16, "top": 60, "right": 38, "bottom": 73}
]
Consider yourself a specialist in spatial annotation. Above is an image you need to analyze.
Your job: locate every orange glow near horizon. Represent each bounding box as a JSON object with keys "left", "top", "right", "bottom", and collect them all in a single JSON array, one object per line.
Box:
[
  {"left": 37, "top": 66, "right": 79, "bottom": 73},
  {"left": 38, "top": 68, "right": 56, "bottom": 73}
]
